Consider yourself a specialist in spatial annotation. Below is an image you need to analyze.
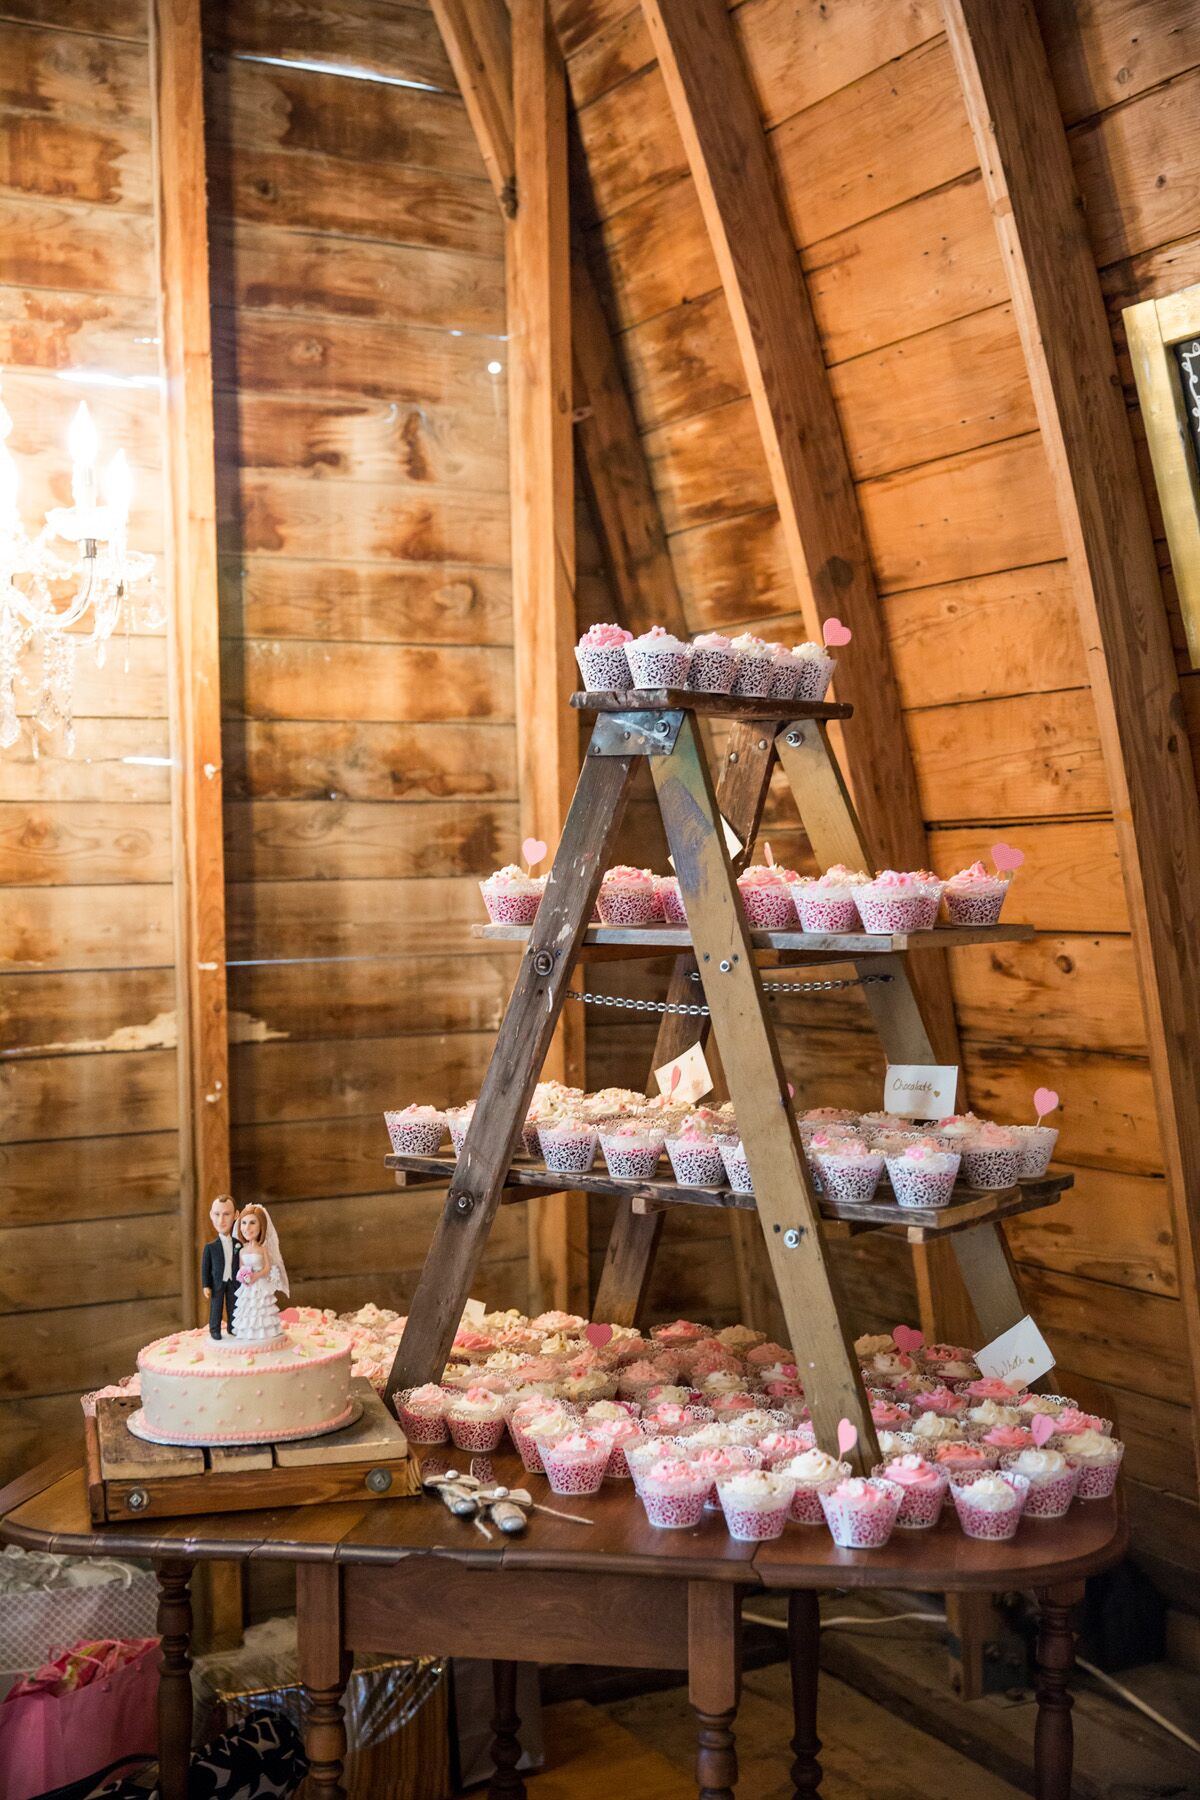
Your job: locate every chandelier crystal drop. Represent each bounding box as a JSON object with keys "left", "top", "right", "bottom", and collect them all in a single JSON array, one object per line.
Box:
[{"left": 0, "top": 378, "right": 161, "bottom": 754}]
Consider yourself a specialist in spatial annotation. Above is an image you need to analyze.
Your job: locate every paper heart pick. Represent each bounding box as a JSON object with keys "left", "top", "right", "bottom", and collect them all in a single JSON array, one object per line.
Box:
[
  {"left": 823, "top": 617, "right": 853, "bottom": 648},
  {"left": 1031, "top": 1413, "right": 1055, "bottom": 1448},
  {"left": 787, "top": 1082, "right": 795, "bottom": 1100},
  {"left": 991, "top": 841, "right": 1025, "bottom": 872},
  {"left": 892, "top": 1324, "right": 925, "bottom": 1354},
  {"left": 1033, "top": 1086, "right": 1060, "bottom": 1123},
  {"left": 521, "top": 837, "right": 548, "bottom": 870},
  {"left": 836, "top": 1417, "right": 858, "bottom": 1459},
  {"left": 584, "top": 1322, "right": 614, "bottom": 1348},
  {"left": 669, "top": 1065, "right": 682, "bottom": 1095}
]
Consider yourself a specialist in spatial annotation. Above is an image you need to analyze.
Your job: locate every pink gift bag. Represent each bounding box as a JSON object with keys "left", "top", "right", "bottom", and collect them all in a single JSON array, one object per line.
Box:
[{"left": 0, "top": 1638, "right": 158, "bottom": 1800}]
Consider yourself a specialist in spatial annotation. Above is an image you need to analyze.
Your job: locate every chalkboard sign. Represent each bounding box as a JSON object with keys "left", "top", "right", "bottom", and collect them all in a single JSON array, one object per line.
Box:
[{"left": 1175, "top": 338, "right": 1200, "bottom": 471}]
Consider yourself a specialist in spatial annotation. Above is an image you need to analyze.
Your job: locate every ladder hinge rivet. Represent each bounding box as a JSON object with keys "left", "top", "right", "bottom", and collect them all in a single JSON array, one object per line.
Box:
[
  {"left": 783, "top": 1228, "right": 801, "bottom": 1249},
  {"left": 454, "top": 1195, "right": 473, "bottom": 1215},
  {"left": 719, "top": 959, "right": 732, "bottom": 972},
  {"left": 785, "top": 732, "right": 800, "bottom": 747}
]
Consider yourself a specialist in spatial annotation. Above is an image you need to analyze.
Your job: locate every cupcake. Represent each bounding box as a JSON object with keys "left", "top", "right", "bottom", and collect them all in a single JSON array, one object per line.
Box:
[
  {"left": 627, "top": 625, "right": 693, "bottom": 689},
  {"left": 931, "top": 1439, "right": 999, "bottom": 1474},
  {"left": 908, "top": 1384, "right": 967, "bottom": 1419},
  {"left": 394, "top": 1383, "right": 449, "bottom": 1445},
  {"left": 595, "top": 1416, "right": 647, "bottom": 1480},
  {"left": 885, "top": 1138, "right": 961, "bottom": 1209},
  {"left": 1009, "top": 1123, "right": 1059, "bottom": 1178},
  {"left": 665, "top": 1120, "right": 726, "bottom": 1188},
  {"left": 688, "top": 631, "right": 737, "bottom": 694},
  {"left": 791, "top": 865, "right": 868, "bottom": 934},
  {"left": 979, "top": 1425, "right": 1033, "bottom": 1456},
  {"left": 1050, "top": 1406, "right": 1112, "bottom": 1437},
  {"left": 599, "top": 1119, "right": 666, "bottom": 1180},
  {"left": 909, "top": 1412, "right": 967, "bottom": 1446},
  {"left": 692, "top": 1445, "right": 763, "bottom": 1508},
  {"left": 657, "top": 874, "right": 687, "bottom": 925},
  {"left": 814, "top": 1137, "right": 885, "bottom": 1204},
  {"left": 767, "top": 643, "right": 800, "bottom": 699},
  {"left": 943, "top": 860, "right": 1009, "bottom": 926},
  {"left": 876, "top": 1430, "right": 920, "bottom": 1459},
  {"left": 804, "top": 1107, "right": 861, "bottom": 1126},
  {"left": 542, "top": 1430, "right": 610, "bottom": 1496},
  {"left": 1055, "top": 1430, "right": 1125, "bottom": 1500},
  {"left": 965, "top": 1377, "right": 1027, "bottom": 1405},
  {"left": 446, "top": 1101, "right": 476, "bottom": 1154},
  {"left": 959, "top": 1124, "right": 1022, "bottom": 1191},
  {"left": 716, "top": 1468, "right": 797, "bottom": 1541},
  {"left": 384, "top": 1104, "right": 446, "bottom": 1155},
  {"left": 868, "top": 1396, "right": 912, "bottom": 1430},
  {"left": 776, "top": 1449, "right": 849, "bottom": 1524},
  {"left": 445, "top": 1384, "right": 508, "bottom": 1452},
  {"left": 728, "top": 633, "right": 775, "bottom": 697},
  {"left": 789, "top": 641, "right": 835, "bottom": 702},
  {"left": 819, "top": 1476, "right": 904, "bottom": 1549},
  {"left": 932, "top": 1112, "right": 986, "bottom": 1150},
  {"left": 852, "top": 870, "right": 945, "bottom": 934},
  {"left": 759, "top": 1428, "right": 815, "bottom": 1466},
  {"left": 737, "top": 864, "right": 800, "bottom": 930},
  {"left": 967, "top": 1400, "right": 1023, "bottom": 1430},
  {"left": 511, "top": 1403, "right": 573, "bottom": 1473},
  {"left": 575, "top": 621, "right": 633, "bottom": 691},
  {"left": 998, "top": 1447, "right": 1080, "bottom": 1519},
  {"left": 597, "top": 864, "right": 661, "bottom": 927},
  {"left": 638, "top": 1455, "right": 711, "bottom": 1528},
  {"left": 480, "top": 864, "right": 543, "bottom": 926},
  {"left": 537, "top": 1113, "right": 598, "bottom": 1173},
  {"left": 875, "top": 1454, "right": 949, "bottom": 1529},
  {"left": 855, "top": 1333, "right": 897, "bottom": 1358},
  {"left": 718, "top": 1138, "right": 754, "bottom": 1195},
  {"left": 950, "top": 1469, "right": 1030, "bottom": 1540}
]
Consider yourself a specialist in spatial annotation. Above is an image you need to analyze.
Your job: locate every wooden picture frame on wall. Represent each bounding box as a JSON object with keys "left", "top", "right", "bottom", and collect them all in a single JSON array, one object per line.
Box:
[{"left": 1125, "top": 284, "right": 1200, "bottom": 670}]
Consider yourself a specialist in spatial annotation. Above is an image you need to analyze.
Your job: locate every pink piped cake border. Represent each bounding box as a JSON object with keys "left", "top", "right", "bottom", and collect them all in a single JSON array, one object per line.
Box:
[
  {"left": 138, "top": 1325, "right": 351, "bottom": 1377},
  {"left": 126, "top": 1399, "right": 359, "bottom": 1447}
]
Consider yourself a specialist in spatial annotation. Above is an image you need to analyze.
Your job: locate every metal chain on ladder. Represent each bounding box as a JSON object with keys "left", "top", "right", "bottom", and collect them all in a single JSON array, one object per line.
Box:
[{"left": 565, "top": 971, "right": 894, "bottom": 1019}]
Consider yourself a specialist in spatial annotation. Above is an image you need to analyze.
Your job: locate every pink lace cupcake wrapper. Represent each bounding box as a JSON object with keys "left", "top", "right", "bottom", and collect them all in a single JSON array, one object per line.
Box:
[
  {"left": 597, "top": 886, "right": 661, "bottom": 926},
  {"left": 1073, "top": 1459, "right": 1121, "bottom": 1500},
  {"left": 720, "top": 1500, "right": 791, "bottom": 1541},
  {"left": 944, "top": 889, "right": 1005, "bottom": 926},
  {"left": 482, "top": 889, "right": 541, "bottom": 925},
  {"left": 543, "top": 1452, "right": 608, "bottom": 1496},
  {"left": 641, "top": 1485, "right": 708, "bottom": 1528},
  {"left": 796, "top": 894, "right": 861, "bottom": 933},
  {"left": 446, "top": 1413, "right": 505, "bottom": 1452}
]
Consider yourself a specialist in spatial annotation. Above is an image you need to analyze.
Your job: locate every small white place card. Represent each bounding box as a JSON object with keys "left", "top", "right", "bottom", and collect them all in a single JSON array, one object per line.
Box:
[
  {"left": 975, "top": 1314, "right": 1056, "bottom": 1388},
  {"left": 883, "top": 1063, "right": 958, "bottom": 1119},
  {"left": 655, "top": 1041, "right": 714, "bottom": 1106},
  {"left": 462, "top": 1297, "right": 486, "bottom": 1327}
]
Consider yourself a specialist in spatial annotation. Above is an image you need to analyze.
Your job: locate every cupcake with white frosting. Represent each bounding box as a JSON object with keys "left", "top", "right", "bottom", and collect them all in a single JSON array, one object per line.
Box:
[
  {"left": 998, "top": 1447, "right": 1080, "bottom": 1519},
  {"left": 688, "top": 631, "right": 737, "bottom": 694},
  {"left": 950, "top": 1468, "right": 1030, "bottom": 1540},
  {"left": 480, "top": 864, "right": 544, "bottom": 926},
  {"left": 627, "top": 625, "right": 693, "bottom": 689},
  {"left": 789, "top": 641, "right": 836, "bottom": 702},
  {"left": 716, "top": 1467, "right": 797, "bottom": 1541},
  {"left": 1055, "top": 1430, "right": 1125, "bottom": 1500},
  {"left": 776, "top": 1448, "right": 850, "bottom": 1524}
]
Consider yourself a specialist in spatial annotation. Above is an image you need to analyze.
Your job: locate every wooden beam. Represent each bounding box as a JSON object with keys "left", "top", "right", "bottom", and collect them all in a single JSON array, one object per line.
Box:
[
  {"left": 942, "top": 0, "right": 1200, "bottom": 1482},
  {"left": 506, "top": 0, "right": 588, "bottom": 1314},
  {"left": 429, "top": 0, "right": 516, "bottom": 217},
  {"left": 149, "top": 0, "right": 231, "bottom": 1324}
]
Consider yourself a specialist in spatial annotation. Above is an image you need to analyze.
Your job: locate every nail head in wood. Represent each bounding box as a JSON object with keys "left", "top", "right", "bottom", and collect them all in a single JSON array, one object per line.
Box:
[{"left": 783, "top": 1229, "right": 801, "bottom": 1248}]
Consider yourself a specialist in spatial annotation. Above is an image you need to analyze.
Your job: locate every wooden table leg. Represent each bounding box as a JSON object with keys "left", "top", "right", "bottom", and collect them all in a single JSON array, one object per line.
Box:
[
  {"left": 297, "top": 1564, "right": 351, "bottom": 1799},
  {"left": 689, "top": 1582, "right": 741, "bottom": 1800},
  {"left": 788, "top": 1590, "right": 822, "bottom": 1796},
  {"left": 488, "top": 1659, "right": 527, "bottom": 1800},
  {"left": 155, "top": 1558, "right": 194, "bottom": 1800},
  {"left": 1033, "top": 1582, "right": 1083, "bottom": 1800}
]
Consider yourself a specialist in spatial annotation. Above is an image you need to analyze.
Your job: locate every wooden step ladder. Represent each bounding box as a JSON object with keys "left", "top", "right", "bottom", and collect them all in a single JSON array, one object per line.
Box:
[{"left": 384, "top": 689, "right": 1069, "bottom": 1473}]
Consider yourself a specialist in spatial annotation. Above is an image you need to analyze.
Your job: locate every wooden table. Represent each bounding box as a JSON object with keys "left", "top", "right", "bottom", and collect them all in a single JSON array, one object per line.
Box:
[{"left": 0, "top": 1451, "right": 1126, "bottom": 1800}]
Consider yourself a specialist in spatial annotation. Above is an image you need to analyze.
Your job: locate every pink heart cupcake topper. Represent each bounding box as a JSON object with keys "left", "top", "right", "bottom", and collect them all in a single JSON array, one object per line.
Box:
[
  {"left": 991, "top": 841, "right": 1025, "bottom": 872},
  {"left": 823, "top": 618, "right": 852, "bottom": 648},
  {"left": 1031, "top": 1413, "right": 1055, "bottom": 1448},
  {"left": 584, "top": 1322, "right": 614, "bottom": 1348},
  {"left": 522, "top": 836, "right": 548, "bottom": 872},
  {"left": 836, "top": 1417, "right": 858, "bottom": 1458},
  {"left": 1033, "top": 1087, "right": 1060, "bottom": 1123},
  {"left": 892, "top": 1324, "right": 924, "bottom": 1353}
]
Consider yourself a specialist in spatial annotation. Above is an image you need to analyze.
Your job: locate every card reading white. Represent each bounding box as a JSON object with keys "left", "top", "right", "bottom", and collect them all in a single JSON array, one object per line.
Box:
[{"left": 975, "top": 1314, "right": 1056, "bottom": 1388}]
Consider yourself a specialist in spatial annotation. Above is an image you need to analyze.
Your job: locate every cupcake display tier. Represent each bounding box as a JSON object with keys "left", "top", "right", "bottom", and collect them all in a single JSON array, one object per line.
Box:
[
  {"left": 569, "top": 687, "right": 853, "bottom": 720},
  {"left": 474, "top": 919, "right": 1037, "bottom": 958},
  {"left": 385, "top": 1152, "right": 1071, "bottom": 1244}
]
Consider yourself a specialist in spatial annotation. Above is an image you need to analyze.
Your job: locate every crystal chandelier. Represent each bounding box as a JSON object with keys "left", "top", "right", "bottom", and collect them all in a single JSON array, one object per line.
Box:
[{"left": 0, "top": 378, "right": 160, "bottom": 754}]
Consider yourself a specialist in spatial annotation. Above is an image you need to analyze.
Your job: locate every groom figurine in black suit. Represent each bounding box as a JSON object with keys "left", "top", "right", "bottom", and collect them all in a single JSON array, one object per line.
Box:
[{"left": 201, "top": 1193, "right": 241, "bottom": 1339}]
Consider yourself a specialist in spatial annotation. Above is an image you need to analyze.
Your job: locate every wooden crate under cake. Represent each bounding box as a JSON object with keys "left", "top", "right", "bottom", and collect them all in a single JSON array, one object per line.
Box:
[{"left": 84, "top": 1378, "right": 421, "bottom": 1523}]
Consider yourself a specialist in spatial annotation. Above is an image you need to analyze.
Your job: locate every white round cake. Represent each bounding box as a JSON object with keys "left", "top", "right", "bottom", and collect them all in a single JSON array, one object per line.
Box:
[{"left": 129, "top": 1323, "right": 355, "bottom": 1446}]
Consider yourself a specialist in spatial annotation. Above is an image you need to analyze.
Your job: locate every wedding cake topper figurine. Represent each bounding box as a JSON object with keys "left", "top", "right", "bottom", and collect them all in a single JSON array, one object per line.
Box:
[
  {"left": 231, "top": 1203, "right": 290, "bottom": 1347},
  {"left": 201, "top": 1193, "right": 241, "bottom": 1341}
]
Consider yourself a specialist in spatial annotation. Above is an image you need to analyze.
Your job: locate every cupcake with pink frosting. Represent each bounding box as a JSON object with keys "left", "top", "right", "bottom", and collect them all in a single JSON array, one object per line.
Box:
[
  {"left": 595, "top": 1415, "right": 647, "bottom": 1480},
  {"left": 737, "top": 863, "right": 800, "bottom": 930},
  {"left": 693, "top": 1445, "right": 764, "bottom": 1508},
  {"left": 943, "top": 860, "right": 1009, "bottom": 926},
  {"left": 445, "top": 1384, "right": 508, "bottom": 1452},
  {"left": 852, "top": 870, "right": 945, "bottom": 934},
  {"left": 819, "top": 1476, "right": 904, "bottom": 1549},
  {"left": 729, "top": 633, "right": 775, "bottom": 697},
  {"left": 480, "top": 864, "right": 544, "bottom": 926},
  {"left": 542, "top": 1429, "right": 610, "bottom": 1496},
  {"left": 813, "top": 1136, "right": 885, "bottom": 1205},
  {"left": 931, "top": 1439, "right": 1000, "bottom": 1474},
  {"left": 885, "top": 1138, "right": 961, "bottom": 1209},
  {"left": 638, "top": 1455, "right": 712, "bottom": 1528},
  {"left": 791, "top": 865, "right": 868, "bottom": 934},
  {"left": 395, "top": 1382, "right": 449, "bottom": 1444},
  {"left": 599, "top": 1119, "right": 666, "bottom": 1181},
  {"left": 576, "top": 621, "right": 633, "bottom": 691},
  {"left": 716, "top": 1467, "right": 797, "bottom": 1541},
  {"left": 666, "top": 1119, "right": 726, "bottom": 1188},
  {"left": 627, "top": 625, "right": 693, "bottom": 690},
  {"left": 597, "top": 864, "right": 662, "bottom": 927},
  {"left": 657, "top": 875, "right": 687, "bottom": 925},
  {"left": 959, "top": 1124, "right": 1022, "bottom": 1191},
  {"left": 384, "top": 1104, "right": 446, "bottom": 1156},
  {"left": 874, "top": 1453, "right": 949, "bottom": 1529},
  {"left": 979, "top": 1425, "right": 1033, "bottom": 1456},
  {"left": 776, "top": 1449, "right": 850, "bottom": 1524},
  {"left": 688, "top": 631, "right": 738, "bottom": 694},
  {"left": 1055, "top": 1430, "right": 1124, "bottom": 1500},
  {"left": 950, "top": 1469, "right": 1030, "bottom": 1540}
]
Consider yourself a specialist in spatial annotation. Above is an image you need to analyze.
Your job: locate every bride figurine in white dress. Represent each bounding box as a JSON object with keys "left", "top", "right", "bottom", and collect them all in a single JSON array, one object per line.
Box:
[{"left": 231, "top": 1203, "right": 290, "bottom": 1345}]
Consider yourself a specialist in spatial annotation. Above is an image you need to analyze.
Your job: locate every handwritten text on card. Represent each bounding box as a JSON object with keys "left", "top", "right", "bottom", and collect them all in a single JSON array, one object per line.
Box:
[{"left": 883, "top": 1063, "right": 958, "bottom": 1119}]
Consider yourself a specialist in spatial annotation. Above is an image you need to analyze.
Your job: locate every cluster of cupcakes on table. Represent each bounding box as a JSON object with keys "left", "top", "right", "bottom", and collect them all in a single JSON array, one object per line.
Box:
[
  {"left": 385, "top": 1096, "right": 1059, "bottom": 1211},
  {"left": 376, "top": 1307, "right": 1123, "bottom": 1549},
  {"left": 575, "top": 622, "right": 837, "bottom": 703},
  {"left": 480, "top": 856, "right": 1014, "bottom": 933}
]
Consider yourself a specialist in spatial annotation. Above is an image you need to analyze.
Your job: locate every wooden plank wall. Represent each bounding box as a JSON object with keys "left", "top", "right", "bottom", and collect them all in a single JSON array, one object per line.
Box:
[
  {"left": 557, "top": 0, "right": 1200, "bottom": 1587},
  {"left": 0, "top": 0, "right": 182, "bottom": 1482},
  {"left": 202, "top": 0, "right": 531, "bottom": 1321}
]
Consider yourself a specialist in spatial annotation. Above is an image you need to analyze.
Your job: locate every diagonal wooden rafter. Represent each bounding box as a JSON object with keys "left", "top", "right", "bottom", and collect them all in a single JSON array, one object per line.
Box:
[{"left": 942, "top": 0, "right": 1200, "bottom": 1483}]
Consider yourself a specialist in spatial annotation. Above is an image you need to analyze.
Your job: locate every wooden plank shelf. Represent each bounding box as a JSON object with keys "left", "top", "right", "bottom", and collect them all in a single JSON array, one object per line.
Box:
[
  {"left": 570, "top": 687, "right": 853, "bottom": 720},
  {"left": 474, "top": 920, "right": 1037, "bottom": 958},
  {"left": 385, "top": 1153, "right": 1071, "bottom": 1244}
]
